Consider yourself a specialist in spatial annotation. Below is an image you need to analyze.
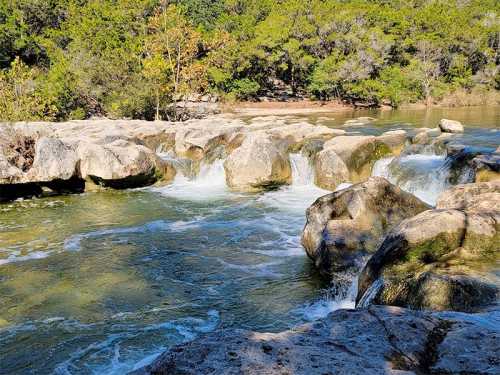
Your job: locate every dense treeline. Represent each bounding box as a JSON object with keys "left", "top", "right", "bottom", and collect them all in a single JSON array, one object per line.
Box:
[{"left": 1, "top": 0, "right": 499, "bottom": 121}]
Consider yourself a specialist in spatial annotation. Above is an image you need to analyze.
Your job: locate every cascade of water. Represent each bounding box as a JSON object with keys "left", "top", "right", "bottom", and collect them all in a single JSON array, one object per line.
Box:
[
  {"left": 373, "top": 154, "right": 455, "bottom": 206},
  {"left": 152, "top": 159, "right": 230, "bottom": 201},
  {"left": 289, "top": 153, "right": 315, "bottom": 186},
  {"left": 357, "top": 278, "right": 384, "bottom": 308}
]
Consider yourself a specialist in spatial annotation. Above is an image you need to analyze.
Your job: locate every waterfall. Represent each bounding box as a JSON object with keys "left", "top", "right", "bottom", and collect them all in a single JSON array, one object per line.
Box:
[
  {"left": 357, "top": 278, "right": 384, "bottom": 308},
  {"left": 373, "top": 154, "right": 456, "bottom": 206},
  {"left": 152, "top": 157, "right": 230, "bottom": 201},
  {"left": 289, "top": 153, "right": 315, "bottom": 186}
]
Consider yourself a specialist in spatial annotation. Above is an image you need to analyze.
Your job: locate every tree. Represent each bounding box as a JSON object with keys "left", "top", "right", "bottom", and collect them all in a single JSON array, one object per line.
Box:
[
  {"left": 144, "top": 3, "right": 203, "bottom": 120},
  {"left": 0, "top": 57, "right": 56, "bottom": 121}
]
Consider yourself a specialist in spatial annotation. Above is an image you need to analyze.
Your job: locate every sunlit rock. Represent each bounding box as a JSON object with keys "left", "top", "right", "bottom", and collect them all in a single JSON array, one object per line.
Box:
[
  {"left": 302, "top": 177, "right": 429, "bottom": 275},
  {"left": 439, "top": 118, "right": 464, "bottom": 133},
  {"left": 357, "top": 187, "right": 500, "bottom": 312},
  {"left": 322, "top": 135, "right": 392, "bottom": 182},
  {"left": 224, "top": 134, "right": 292, "bottom": 192},
  {"left": 131, "top": 306, "right": 500, "bottom": 375}
]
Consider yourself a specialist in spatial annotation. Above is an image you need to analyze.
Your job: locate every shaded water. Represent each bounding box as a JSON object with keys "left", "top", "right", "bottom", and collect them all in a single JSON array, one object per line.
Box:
[{"left": 0, "top": 107, "right": 499, "bottom": 374}]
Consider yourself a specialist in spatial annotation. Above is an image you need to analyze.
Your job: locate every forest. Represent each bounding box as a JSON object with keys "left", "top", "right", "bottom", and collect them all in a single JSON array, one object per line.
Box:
[{"left": 0, "top": 0, "right": 499, "bottom": 121}]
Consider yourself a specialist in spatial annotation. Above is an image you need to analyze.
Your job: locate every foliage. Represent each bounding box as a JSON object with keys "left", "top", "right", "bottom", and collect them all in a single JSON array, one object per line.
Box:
[
  {"left": 0, "top": 0, "right": 499, "bottom": 121},
  {"left": 0, "top": 57, "right": 57, "bottom": 121}
]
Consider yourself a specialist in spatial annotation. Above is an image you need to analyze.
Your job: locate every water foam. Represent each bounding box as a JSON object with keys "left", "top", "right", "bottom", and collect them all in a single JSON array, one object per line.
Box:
[
  {"left": 373, "top": 154, "right": 451, "bottom": 205},
  {"left": 152, "top": 160, "right": 233, "bottom": 201}
]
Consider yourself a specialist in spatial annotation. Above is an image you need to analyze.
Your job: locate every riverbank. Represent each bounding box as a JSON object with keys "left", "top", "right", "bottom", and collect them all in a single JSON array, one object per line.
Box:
[{"left": 0, "top": 107, "right": 499, "bottom": 374}]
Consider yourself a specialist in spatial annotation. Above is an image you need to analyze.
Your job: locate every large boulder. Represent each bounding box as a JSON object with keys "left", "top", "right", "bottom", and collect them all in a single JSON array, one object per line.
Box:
[
  {"left": 439, "top": 119, "right": 464, "bottom": 133},
  {"left": 302, "top": 177, "right": 429, "bottom": 275},
  {"left": 357, "top": 184, "right": 499, "bottom": 312},
  {"left": 224, "top": 134, "right": 292, "bottom": 192},
  {"left": 131, "top": 306, "right": 500, "bottom": 375},
  {"left": 436, "top": 180, "right": 500, "bottom": 209},
  {"left": 77, "top": 139, "right": 175, "bottom": 189},
  {"left": 174, "top": 125, "right": 243, "bottom": 161},
  {"left": 322, "top": 136, "right": 392, "bottom": 182}
]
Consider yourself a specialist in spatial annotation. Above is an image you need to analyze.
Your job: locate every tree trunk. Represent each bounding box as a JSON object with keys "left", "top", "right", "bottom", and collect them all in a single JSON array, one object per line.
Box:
[{"left": 155, "top": 89, "right": 160, "bottom": 121}]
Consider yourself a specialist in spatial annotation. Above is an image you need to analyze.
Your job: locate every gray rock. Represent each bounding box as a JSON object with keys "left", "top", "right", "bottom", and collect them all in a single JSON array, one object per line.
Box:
[
  {"left": 131, "top": 306, "right": 500, "bottom": 375},
  {"left": 357, "top": 192, "right": 500, "bottom": 312},
  {"left": 322, "top": 136, "right": 392, "bottom": 182},
  {"left": 302, "top": 177, "right": 429, "bottom": 275}
]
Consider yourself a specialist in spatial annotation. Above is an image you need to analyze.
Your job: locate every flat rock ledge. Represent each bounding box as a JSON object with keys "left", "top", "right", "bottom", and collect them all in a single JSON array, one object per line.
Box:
[
  {"left": 0, "top": 117, "right": 406, "bottom": 200},
  {"left": 131, "top": 305, "right": 500, "bottom": 375}
]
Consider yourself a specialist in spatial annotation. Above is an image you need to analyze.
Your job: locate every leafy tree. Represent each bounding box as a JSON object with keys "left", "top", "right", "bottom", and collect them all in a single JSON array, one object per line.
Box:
[{"left": 0, "top": 57, "right": 56, "bottom": 121}]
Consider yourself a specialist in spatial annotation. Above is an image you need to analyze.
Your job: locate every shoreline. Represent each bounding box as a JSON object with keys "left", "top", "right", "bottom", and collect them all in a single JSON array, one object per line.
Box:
[{"left": 220, "top": 100, "right": 500, "bottom": 117}]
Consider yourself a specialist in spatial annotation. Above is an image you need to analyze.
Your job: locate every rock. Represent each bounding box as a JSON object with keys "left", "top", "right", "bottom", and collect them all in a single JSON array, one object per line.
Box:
[
  {"left": 27, "top": 137, "right": 79, "bottom": 182},
  {"left": 313, "top": 148, "right": 350, "bottom": 190},
  {"left": 224, "top": 134, "right": 292, "bottom": 192},
  {"left": 174, "top": 125, "right": 243, "bottom": 161},
  {"left": 377, "top": 130, "right": 408, "bottom": 154},
  {"left": 439, "top": 119, "right": 464, "bottom": 133},
  {"left": 265, "top": 122, "right": 343, "bottom": 152},
  {"left": 436, "top": 181, "right": 500, "bottom": 209},
  {"left": 131, "top": 306, "right": 500, "bottom": 375},
  {"left": 77, "top": 140, "right": 174, "bottom": 189},
  {"left": 357, "top": 192, "right": 500, "bottom": 312},
  {"left": 302, "top": 177, "right": 429, "bottom": 275},
  {"left": 322, "top": 136, "right": 392, "bottom": 182},
  {"left": 472, "top": 153, "right": 500, "bottom": 182}
]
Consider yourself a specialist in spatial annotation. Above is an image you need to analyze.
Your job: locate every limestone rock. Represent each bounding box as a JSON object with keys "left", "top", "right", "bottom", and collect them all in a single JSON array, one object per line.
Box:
[
  {"left": 302, "top": 177, "right": 429, "bottom": 275},
  {"left": 436, "top": 181, "right": 500, "bottom": 209},
  {"left": 323, "top": 135, "right": 392, "bottom": 182},
  {"left": 472, "top": 153, "right": 500, "bottom": 182},
  {"left": 377, "top": 130, "right": 408, "bottom": 154},
  {"left": 266, "top": 122, "right": 344, "bottom": 151},
  {"left": 131, "top": 306, "right": 500, "bottom": 375},
  {"left": 77, "top": 140, "right": 171, "bottom": 188},
  {"left": 224, "top": 134, "right": 292, "bottom": 192},
  {"left": 313, "top": 148, "right": 350, "bottom": 190},
  {"left": 357, "top": 195, "right": 500, "bottom": 312},
  {"left": 439, "top": 118, "right": 464, "bottom": 133}
]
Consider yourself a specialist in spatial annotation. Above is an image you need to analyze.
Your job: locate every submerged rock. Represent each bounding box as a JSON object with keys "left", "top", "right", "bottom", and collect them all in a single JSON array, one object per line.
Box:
[
  {"left": 131, "top": 306, "right": 500, "bottom": 375},
  {"left": 439, "top": 118, "right": 464, "bottom": 133},
  {"left": 224, "top": 134, "right": 292, "bottom": 192},
  {"left": 302, "top": 177, "right": 429, "bottom": 275},
  {"left": 357, "top": 183, "right": 499, "bottom": 312}
]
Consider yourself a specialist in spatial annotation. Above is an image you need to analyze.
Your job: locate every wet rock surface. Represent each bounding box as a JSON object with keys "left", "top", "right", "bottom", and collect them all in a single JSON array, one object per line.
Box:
[
  {"left": 131, "top": 306, "right": 500, "bottom": 375},
  {"left": 302, "top": 177, "right": 429, "bottom": 275}
]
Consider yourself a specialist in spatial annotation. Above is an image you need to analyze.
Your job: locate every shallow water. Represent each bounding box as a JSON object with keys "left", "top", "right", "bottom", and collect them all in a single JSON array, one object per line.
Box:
[{"left": 0, "top": 106, "right": 499, "bottom": 374}]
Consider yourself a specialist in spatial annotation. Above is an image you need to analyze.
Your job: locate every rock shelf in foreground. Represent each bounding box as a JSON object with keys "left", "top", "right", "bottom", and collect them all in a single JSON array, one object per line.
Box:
[{"left": 131, "top": 305, "right": 500, "bottom": 375}]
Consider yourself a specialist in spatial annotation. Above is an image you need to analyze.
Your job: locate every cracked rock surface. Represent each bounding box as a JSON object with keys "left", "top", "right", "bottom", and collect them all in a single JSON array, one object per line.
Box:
[{"left": 130, "top": 306, "right": 500, "bottom": 375}]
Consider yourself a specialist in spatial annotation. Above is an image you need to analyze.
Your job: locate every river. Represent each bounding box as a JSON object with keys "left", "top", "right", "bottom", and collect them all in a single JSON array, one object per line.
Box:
[{"left": 0, "top": 106, "right": 499, "bottom": 374}]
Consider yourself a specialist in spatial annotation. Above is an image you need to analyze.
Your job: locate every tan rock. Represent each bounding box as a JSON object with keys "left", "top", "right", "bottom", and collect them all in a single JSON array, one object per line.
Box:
[
  {"left": 313, "top": 149, "right": 349, "bottom": 190},
  {"left": 224, "top": 134, "right": 292, "bottom": 192}
]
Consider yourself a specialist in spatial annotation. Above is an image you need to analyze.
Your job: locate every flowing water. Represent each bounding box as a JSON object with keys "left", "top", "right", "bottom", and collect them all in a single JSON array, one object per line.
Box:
[{"left": 0, "top": 107, "right": 499, "bottom": 374}]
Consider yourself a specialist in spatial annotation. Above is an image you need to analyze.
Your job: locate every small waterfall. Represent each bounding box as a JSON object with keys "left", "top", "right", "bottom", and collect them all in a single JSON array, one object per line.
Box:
[
  {"left": 289, "top": 153, "right": 315, "bottom": 186},
  {"left": 357, "top": 278, "right": 384, "bottom": 308},
  {"left": 373, "top": 154, "right": 454, "bottom": 206},
  {"left": 152, "top": 158, "right": 230, "bottom": 201},
  {"left": 157, "top": 151, "right": 198, "bottom": 178}
]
